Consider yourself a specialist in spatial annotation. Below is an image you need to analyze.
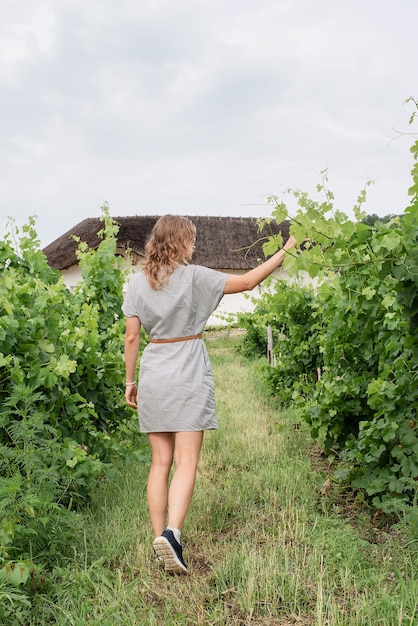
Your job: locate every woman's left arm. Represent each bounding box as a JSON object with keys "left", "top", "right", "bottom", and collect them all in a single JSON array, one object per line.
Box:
[{"left": 124, "top": 316, "right": 141, "bottom": 408}]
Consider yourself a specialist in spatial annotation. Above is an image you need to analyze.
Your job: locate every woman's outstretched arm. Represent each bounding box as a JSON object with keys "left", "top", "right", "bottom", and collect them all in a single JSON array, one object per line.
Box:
[{"left": 224, "top": 235, "right": 298, "bottom": 294}]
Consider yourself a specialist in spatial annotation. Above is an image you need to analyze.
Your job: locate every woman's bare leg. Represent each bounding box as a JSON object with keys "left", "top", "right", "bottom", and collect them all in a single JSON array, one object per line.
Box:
[
  {"left": 167, "top": 431, "right": 204, "bottom": 531},
  {"left": 147, "top": 433, "right": 175, "bottom": 538}
]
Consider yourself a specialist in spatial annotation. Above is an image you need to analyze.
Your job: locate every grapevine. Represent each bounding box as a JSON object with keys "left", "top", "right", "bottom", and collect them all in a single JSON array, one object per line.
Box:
[{"left": 249, "top": 101, "right": 418, "bottom": 512}]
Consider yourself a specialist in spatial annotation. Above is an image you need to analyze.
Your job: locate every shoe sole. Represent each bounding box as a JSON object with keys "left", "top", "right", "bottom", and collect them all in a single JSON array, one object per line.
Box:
[
  {"left": 154, "top": 553, "right": 165, "bottom": 568},
  {"left": 153, "top": 536, "right": 188, "bottom": 574}
]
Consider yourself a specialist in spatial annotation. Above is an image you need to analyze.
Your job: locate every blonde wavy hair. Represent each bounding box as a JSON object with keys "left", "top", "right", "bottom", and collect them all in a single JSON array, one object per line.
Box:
[{"left": 143, "top": 215, "right": 196, "bottom": 290}]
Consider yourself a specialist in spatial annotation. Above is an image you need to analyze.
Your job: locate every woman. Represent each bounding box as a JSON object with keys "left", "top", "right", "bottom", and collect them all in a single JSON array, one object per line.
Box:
[{"left": 123, "top": 215, "right": 298, "bottom": 574}]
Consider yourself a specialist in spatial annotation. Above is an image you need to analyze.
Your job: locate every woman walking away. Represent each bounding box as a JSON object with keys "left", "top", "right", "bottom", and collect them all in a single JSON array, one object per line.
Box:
[{"left": 123, "top": 215, "right": 298, "bottom": 574}]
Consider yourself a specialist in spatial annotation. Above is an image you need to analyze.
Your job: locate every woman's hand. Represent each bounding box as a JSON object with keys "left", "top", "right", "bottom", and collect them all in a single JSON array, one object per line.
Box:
[
  {"left": 283, "top": 235, "right": 298, "bottom": 251},
  {"left": 125, "top": 384, "right": 138, "bottom": 409}
]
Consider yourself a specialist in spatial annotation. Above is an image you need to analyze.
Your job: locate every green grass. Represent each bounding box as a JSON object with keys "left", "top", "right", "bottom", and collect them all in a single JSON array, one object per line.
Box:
[{"left": 13, "top": 336, "right": 418, "bottom": 625}]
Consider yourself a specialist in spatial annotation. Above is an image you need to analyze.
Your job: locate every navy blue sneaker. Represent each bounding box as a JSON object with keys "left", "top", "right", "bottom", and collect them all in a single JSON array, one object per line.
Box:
[{"left": 153, "top": 529, "right": 188, "bottom": 574}]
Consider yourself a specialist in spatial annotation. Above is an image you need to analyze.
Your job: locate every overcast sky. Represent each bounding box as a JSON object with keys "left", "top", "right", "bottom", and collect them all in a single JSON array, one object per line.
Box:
[{"left": 1, "top": 0, "right": 417, "bottom": 249}]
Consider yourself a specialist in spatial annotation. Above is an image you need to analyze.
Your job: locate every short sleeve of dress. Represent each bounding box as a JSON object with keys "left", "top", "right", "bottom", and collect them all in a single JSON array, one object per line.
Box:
[
  {"left": 191, "top": 265, "right": 228, "bottom": 321},
  {"left": 122, "top": 277, "right": 139, "bottom": 318}
]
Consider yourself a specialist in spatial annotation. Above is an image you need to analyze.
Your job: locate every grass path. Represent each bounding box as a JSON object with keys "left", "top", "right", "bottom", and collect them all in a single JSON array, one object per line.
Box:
[{"left": 35, "top": 336, "right": 418, "bottom": 625}]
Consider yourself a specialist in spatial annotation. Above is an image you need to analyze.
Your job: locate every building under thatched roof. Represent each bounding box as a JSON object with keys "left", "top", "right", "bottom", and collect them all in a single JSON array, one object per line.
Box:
[{"left": 43, "top": 215, "right": 290, "bottom": 272}]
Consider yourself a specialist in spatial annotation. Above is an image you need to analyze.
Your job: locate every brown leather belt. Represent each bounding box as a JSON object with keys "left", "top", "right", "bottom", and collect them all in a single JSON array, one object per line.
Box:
[{"left": 149, "top": 333, "right": 203, "bottom": 344}]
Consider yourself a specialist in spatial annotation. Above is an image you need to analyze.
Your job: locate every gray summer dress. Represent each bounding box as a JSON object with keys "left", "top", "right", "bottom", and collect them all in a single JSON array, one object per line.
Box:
[{"left": 122, "top": 264, "right": 228, "bottom": 433}]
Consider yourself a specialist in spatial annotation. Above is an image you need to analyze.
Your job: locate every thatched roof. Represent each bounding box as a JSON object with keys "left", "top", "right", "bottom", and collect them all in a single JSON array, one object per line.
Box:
[{"left": 43, "top": 215, "right": 290, "bottom": 271}]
